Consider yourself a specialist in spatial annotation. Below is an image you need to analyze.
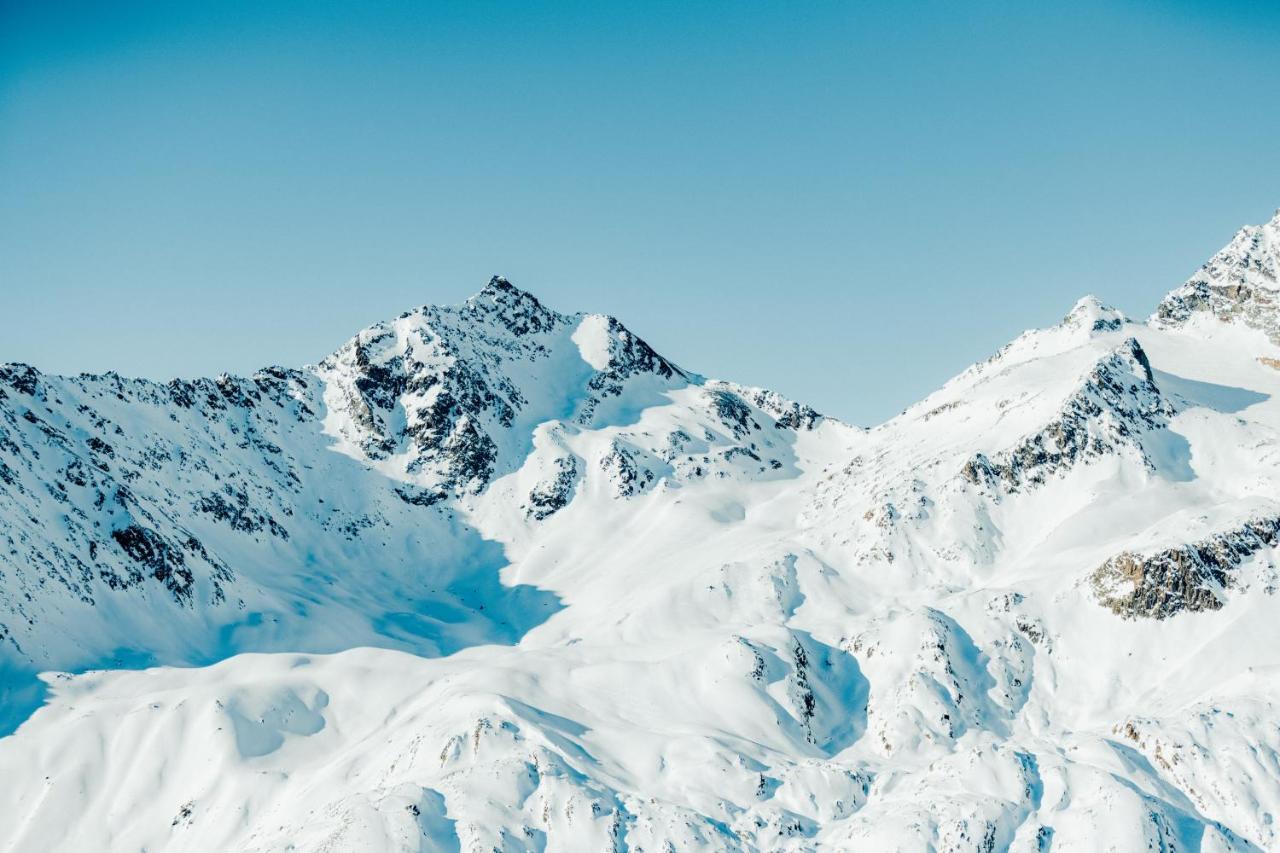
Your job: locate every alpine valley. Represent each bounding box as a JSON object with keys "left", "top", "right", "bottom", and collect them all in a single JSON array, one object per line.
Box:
[{"left": 3, "top": 211, "right": 1280, "bottom": 852}]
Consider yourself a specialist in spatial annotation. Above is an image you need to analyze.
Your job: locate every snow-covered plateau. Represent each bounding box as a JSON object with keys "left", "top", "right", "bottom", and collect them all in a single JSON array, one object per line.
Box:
[{"left": 3, "top": 211, "right": 1280, "bottom": 851}]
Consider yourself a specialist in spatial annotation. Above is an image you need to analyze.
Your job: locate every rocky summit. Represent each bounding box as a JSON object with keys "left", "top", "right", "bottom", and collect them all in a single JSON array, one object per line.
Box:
[{"left": 3, "top": 212, "right": 1280, "bottom": 851}]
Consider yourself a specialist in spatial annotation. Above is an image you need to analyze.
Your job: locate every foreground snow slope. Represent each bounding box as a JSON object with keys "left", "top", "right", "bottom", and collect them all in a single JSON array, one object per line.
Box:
[{"left": 2, "top": 212, "right": 1280, "bottom": 851}]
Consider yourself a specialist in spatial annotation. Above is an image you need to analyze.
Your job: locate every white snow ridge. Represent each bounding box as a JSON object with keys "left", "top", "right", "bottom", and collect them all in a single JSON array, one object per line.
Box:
[{"left": 3, "top": 210, "right": 1280, "bottom": 851}]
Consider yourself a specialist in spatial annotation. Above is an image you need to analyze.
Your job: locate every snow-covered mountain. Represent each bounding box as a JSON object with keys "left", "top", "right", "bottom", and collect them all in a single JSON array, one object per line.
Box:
[{"left": 2, "top": 211, "right": 1280, "bottom": 851}]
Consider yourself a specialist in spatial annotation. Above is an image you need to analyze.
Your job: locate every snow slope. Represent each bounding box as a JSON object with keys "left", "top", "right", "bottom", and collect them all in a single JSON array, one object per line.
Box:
[{"left": 2, "top": 212, "right": 1280, "bottom": 851}]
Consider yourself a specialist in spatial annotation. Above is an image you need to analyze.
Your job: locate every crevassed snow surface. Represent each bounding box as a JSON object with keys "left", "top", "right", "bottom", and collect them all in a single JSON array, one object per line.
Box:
[{"left": 2, "top": 213, "right": 1280, "bottom": 851}]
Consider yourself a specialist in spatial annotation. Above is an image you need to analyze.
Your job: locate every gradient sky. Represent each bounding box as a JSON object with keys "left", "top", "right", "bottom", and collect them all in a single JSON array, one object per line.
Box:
[{"left": 2, "top": 0, "right": 1278, "bottom": 425}]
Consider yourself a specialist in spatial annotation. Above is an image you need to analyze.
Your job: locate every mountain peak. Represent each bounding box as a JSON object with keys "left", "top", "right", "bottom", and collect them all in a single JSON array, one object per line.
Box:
[
  {"left": 473, "top": 274, "right": 521, "bottom": 300},
  {"left": 1152, "top": 210, "right": 1280, "bottom": 339},
  {"left": 1063, "top": 295, "right": 1127, "bottom": 333},
  {"left": 465, "top": 276, "right": 559, "bottom": 337},
  {"left": 312, "top": 277, "right": 696, "bottom": 496}
]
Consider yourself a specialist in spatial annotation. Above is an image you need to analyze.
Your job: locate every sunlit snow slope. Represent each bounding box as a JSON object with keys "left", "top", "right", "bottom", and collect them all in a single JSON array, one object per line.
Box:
[{"left": 2, "top": 212, "right": 1280, "bottom": 851}]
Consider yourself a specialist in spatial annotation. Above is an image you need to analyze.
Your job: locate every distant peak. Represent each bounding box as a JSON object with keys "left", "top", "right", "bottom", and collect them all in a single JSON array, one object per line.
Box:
[
  {"left": 465, "top": 276, "right": 560, "bottom": 336},
  {"left": 1196, "top": 211, "right": 1279, "bottom": 290},
  {"left": 472, "top": 275, "right": 536, "bottom": 304},
  {"left": 1151, "top": 206, "right": 1280, "bottom": 337},
  {"left": 1068, "top": 294, "right": 1108, "bottom": 312},
  {"left": 1063, "top": 295, "right": 1126, "bottom": 333}
]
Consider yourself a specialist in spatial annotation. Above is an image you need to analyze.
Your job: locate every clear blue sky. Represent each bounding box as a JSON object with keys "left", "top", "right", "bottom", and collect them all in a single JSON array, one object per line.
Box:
[{"left": 2, "top": 1, "right": 1278, "bottom": 425}]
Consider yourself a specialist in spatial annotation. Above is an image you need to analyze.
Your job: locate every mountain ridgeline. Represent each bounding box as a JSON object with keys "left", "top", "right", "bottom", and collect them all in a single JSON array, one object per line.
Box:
[{"left": 2, "top": 212, "right": 1280, "bottom": 851}]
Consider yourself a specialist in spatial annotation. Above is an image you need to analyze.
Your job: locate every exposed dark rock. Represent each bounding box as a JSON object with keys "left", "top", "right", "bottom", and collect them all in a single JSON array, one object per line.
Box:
[
  {"left": 0, "top": 364, "right": 41, "bottom": 397},
  {"left": 110, "top": 524, "right": 196, "bottom": 604},
  {"left": 195, "top": 488, "right": 289, "bottom": 540},
  {"left": 600, "top": 442, "right": 655, "bottom": 498},
  {"left": 468, "top": 276, "right": 558, "bottom": 337},
  {"left": 709, "top": 390, "right": 757, "bottom": 439},
  {"left": 318, "top": 280, "right": 688, "bottom": 497},
  {"left": 526, "top": 455, "right": 580, "bottom": 520},
  {"left": 394, "top": 485, "right": 447, "bottom": 507},
  {"left": 962, "top": 339, "right": 1174, "bottom": 494},
  {"left": 86, "top": 436, "right": 115, "bottom": 458},
  {"left": 1090, "top": 516, "right": 1280, "bottom": 619}
]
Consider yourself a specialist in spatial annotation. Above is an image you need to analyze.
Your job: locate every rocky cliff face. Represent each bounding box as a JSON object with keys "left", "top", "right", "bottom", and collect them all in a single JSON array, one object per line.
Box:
[{"left": 1090, "top": 515, "right": 1280, "bottom": 619}]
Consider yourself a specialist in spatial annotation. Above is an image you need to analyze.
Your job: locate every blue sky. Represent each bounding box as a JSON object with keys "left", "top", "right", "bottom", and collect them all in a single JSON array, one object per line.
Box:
[{"left": 2, "top": 0, "right": 1278, "bottom": 425}]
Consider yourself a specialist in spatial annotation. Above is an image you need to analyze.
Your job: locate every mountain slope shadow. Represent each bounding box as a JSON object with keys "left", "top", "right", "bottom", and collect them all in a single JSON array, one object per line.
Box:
[
  {"left": 1153, "top": 369, "right": 1269, "bottom": 414},
  {"left": 0, "top": 441, "right": 562, "bottom": 736}
]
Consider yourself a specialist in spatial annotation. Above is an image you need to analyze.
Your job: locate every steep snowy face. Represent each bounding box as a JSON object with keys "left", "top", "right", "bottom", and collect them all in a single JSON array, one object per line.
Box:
[
  {"left": 1154, "top": 209, "right": 1280, "bottom": 339},
  {"left": 0, "top": 365, "right": 322, "bottom": 665},
  {"left": 5, "top": 216, "right": 1280, "bottom": 852}
]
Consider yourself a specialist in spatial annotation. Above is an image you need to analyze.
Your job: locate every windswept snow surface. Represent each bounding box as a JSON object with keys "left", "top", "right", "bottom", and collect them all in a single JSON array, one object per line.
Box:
[{"left": 3, "top": 214, "right": 1280, "bottom": 851}]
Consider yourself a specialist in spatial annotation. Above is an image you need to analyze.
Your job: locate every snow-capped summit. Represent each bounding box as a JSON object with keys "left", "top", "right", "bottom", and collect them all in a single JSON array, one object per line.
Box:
[
  {"left": 1153, "top": 208, "right": 1280, "bottom": 339},
  {"left": 316, "top": 276, "right": 687, "bottom": 495},
  {"left": 1062, "top": 294, "right": 1128, "bottom": 333},
  {"left": 4, "top": 214, "right": 1280, "bottom": 851},
  {"left": 466, "top": 275, "right": 556, "bottom": 328}
]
